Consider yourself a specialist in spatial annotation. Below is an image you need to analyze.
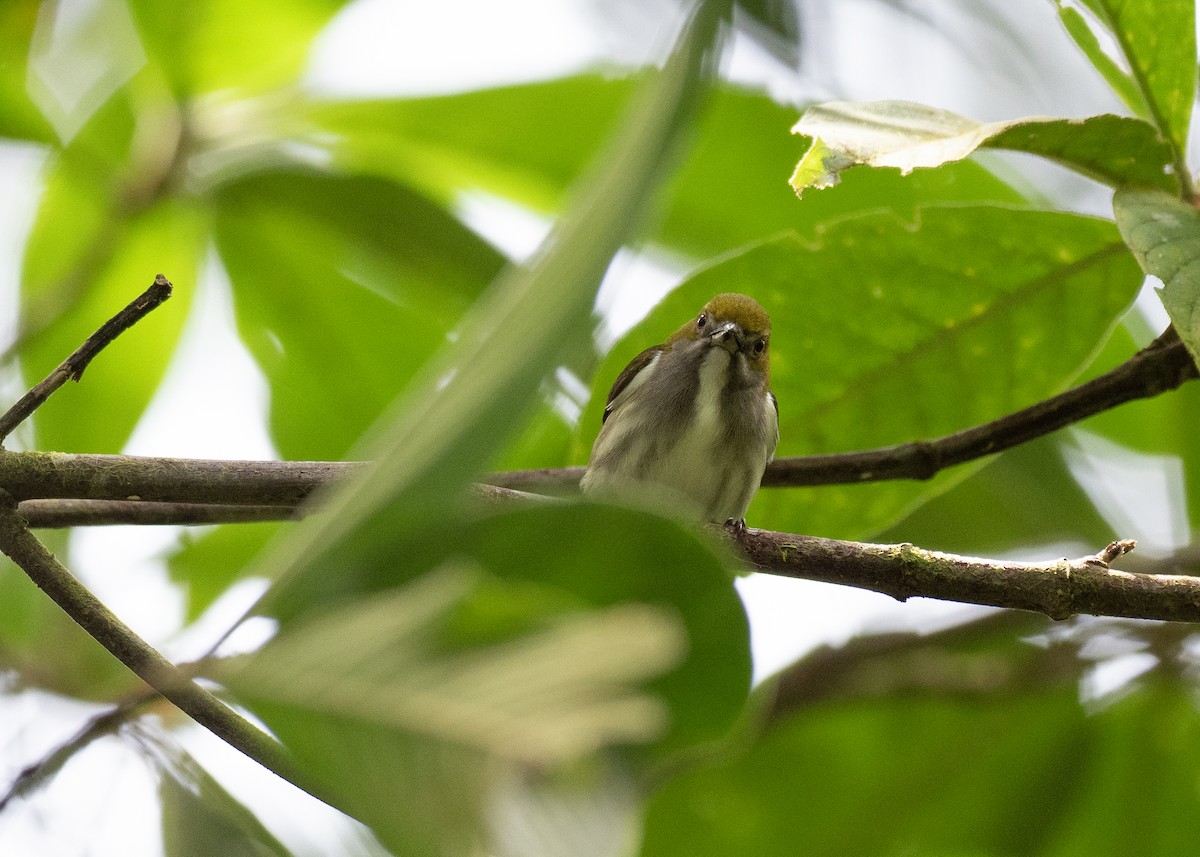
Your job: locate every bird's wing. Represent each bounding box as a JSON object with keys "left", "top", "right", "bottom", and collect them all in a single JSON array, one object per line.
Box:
[{"left": 601, "top": 346, "right": 662, "bottom": 424}]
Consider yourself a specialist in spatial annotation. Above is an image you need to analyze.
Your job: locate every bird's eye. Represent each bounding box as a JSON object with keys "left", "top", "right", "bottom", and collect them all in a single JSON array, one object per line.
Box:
[
  {"left": 753, "top": 338, "right": 767, "bottom": 356},
  {"left": 696, "top": 313, "right": 707, "bottom": 329}
]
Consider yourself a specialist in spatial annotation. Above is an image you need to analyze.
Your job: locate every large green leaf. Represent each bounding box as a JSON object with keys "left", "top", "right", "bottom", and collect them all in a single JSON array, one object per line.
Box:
[
  {"left": 1113, "top": 187, "right": 1200, "bottom": 367},
  {"left": 580, "top": 206, "right": 1142, "bottom": 539},
  {"left": 214, "top": 168, "right": 506, "bottom": 459},
  {"left": 17, "top": 92, "right": 138, "bottom": 324},
  {"left": 1055, "top": 0, "right": 1195, "bottom": 170},
  {"left": 789, "top": 102, "right": 1177, "bottom": 194},
  {"left": 307, "top": 76, "right": 1029, "bottom": 263},
  {"left": 126, "top": 0, "right": 350, "bottom": 98}
]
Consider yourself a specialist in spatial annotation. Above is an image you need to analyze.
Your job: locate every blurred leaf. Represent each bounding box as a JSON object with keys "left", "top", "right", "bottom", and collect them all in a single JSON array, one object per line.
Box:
[
  {"left": 127, "top": 0, "right": 350, "bottom": 97},
  {"left": 229, "top": 565, "right": 686, "bottom": 766},
  {"left": 20, "top": 198, "right": 202, "bottom": 453},
  {"left": 0, "top": 549, "right": 135, "bottom": 699},
  {"left": 306, "top": 77, "right": 1029, "bottom": 263},
  {"left": 250, "top": 2, "right": 729, "bottom": 621},
  {"left": 642, "top": 690, "right": 1093, "bottom": 856},
  {"left": 168, "top": 522, "right": 283, "bottom": 622},
  {"left": 581, "top": 206, "right": 1142, "bottom": 539},
  {"left": 25, "top": 0, "right": 147, "bottom": 142},
  {"left": 1054, "top": 0, "right": 1195, "bottom": 164},
  {"left": 19, "top": 93, "right": 138, "bottom": 312},
  {"left": 159, "top": 750, "right": 294, "bottom": 857},
  {"left": 214, "top": 168, "right": 506, "bottom": 459},
  {"left": 1113, "top": 187, "right": 1200, "bottom": 366},
  {"left": 227, "top": 500, "right": 750, "bottom": 856},
  {"left": 1040, "top": 678, "right": 1200, "bottom": 855},
  {"left": 487, "top": 765, "right": 642, "bottom": 857},
  {"left": 494, "top": 397, "right": 575, "bottom": 472},
  {"left": 0, "top": 0, "right": 52, "bottom": 141},
  {"left": 236, "top": 706, "right": 487, "bottom": 857},
  {"left": 467, "top": 504, "right": 751, "bottom": 760},
  {"left": 790, "top": 102, "right": 1177, "bottom": 193},
  {"left": 645, "top": 614, "right": 1200, "bottom": 857}
]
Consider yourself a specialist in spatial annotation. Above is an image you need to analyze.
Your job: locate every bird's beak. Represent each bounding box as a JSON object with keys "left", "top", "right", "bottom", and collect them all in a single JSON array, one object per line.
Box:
[{"left": 707, "top": 321, "right": 744, "bottom": 354}]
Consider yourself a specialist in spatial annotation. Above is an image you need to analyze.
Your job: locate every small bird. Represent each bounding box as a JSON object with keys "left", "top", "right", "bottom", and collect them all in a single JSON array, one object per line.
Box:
[{"left": 581, "top": 293, "right": 779, "bottom": 526}]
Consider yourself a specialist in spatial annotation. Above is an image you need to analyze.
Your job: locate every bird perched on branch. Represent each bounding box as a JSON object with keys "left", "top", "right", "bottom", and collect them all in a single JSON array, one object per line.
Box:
[{"left": 581, "top": 293, "right": 779, "bottom": 527}]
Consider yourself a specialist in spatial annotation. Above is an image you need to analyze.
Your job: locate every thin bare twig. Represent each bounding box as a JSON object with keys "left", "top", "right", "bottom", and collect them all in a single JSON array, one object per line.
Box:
[
  {"left": 18, "top": 499, "right": 303, "bottom": 528},
  {"left": 7, "top": 470, "right": 549, "bottom": 523},
  {"left": 0, "top": 275, "right": 174, "bottom": 445},
  {"left": 0, "top": 689, "right": 160, "bottom": 812}
]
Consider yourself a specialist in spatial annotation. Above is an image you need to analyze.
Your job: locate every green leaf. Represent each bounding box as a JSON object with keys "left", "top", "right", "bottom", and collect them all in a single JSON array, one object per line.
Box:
[
  {"left": 19, "top": 198, "right": 202, "bottom": 453},
  {"left": 789, "top": 101, "right": 1177, "bottom": 194},
  {"left": 229, "top": 565, "right": 687, "bottom": 766},
  {"left": 234, "top": 706, "right": 488, "bottom": 857},
  {"left": 214, "top": 168, "right": 506, "bottom": 459},
  {"left": 168, "top": 522, "right": 283, "bottom": 622},
  {"left": 467, "top": 504, "right": 751, "bottom": 759},
  {"left": 0, "top": 0, "right": 52, "bottom": 141},
  {"left": 1040, "top": 678, "right": 1200, "bottom": 855},
  {"left": 1057, "top": 6, "right": 1151, "bottom": 118},
  {"left": 581, "top": 206, "right": 1143, "bottom": 539},
  {"left": 19, "top": 93, "right": 138, "bottom": 315},
  {"left": 1113, "top": 188, "right": 1200, "bottom": 367},
  {"left": 307, "top": 77, "right": 1029, "bottom": 264},
  {"left": 127, "top": 0, "right": 351, "bottom": 97},
  {"left": 250, "top": 2, "right": 730, "bottom": 619},
  {"left": 642, "top": 628, "right": 1092, "bottom": 857},
  {"left": 1055, "top": 0, "right": 1195, "bottom": 167},
  {"left": 159, "top": 750, "right": 294, "bottom": 857}
]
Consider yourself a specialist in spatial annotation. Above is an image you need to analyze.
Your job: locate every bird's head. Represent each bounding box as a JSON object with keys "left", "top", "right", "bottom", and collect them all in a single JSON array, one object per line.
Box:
[{"left": 668, "top": 293, "right": 772, "bottom": 384}]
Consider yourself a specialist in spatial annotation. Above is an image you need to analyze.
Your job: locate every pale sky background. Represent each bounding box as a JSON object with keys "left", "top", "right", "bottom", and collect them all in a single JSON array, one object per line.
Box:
[{"left": 0, "top": 1, "right": 1186, "bottom": 854}]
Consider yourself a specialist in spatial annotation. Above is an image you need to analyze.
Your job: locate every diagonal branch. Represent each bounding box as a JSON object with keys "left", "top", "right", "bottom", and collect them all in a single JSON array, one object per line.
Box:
[
  {"left": 0, "top": 274, "right": 174, "bottom": 446},
  {"left": 0, "top": 490, "right": 330, "bottom": 805}
]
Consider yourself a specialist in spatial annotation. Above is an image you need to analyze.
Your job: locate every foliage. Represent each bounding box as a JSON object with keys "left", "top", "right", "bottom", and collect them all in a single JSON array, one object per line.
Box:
[{"left": 3, "top": 0, "right": 1200, "bottom": 855}]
